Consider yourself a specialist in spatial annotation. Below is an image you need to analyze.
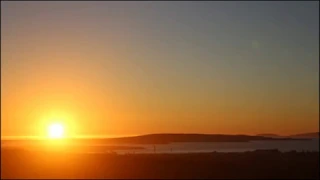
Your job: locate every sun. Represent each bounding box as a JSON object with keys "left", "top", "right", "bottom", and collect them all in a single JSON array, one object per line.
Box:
[{"left": 48, "top": 123, "right": 65, "bottom": 139}]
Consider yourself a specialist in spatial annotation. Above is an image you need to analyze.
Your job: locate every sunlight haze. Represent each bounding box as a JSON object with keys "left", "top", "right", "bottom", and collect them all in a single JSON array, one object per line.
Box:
[{"left": 1, "top": 1, "right": 319, "bottom": 138}]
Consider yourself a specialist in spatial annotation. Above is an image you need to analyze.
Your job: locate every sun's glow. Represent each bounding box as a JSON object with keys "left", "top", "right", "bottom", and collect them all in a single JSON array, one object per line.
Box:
[{"left": 48, "top": 123, "right": 65, "bottom": 139}]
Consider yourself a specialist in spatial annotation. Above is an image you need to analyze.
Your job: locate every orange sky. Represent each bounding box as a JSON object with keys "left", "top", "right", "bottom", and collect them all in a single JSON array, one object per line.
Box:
[{"left": 1, "top": 2, "right": 319, "bottom": 138}]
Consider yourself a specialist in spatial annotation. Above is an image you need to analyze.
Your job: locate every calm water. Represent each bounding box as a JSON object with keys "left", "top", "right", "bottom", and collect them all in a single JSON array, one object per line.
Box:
[
  {"left": 2, "top": 139, "right": 319, "bottom": 154},
  {"left": 91, "top": 139, "right": 319, "bottom": 154}
]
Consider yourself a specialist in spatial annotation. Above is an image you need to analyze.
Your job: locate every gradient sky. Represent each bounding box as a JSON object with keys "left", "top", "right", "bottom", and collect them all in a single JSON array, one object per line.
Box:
[{"left": 1, "top": 1, "right": 319, "bottom": 137}]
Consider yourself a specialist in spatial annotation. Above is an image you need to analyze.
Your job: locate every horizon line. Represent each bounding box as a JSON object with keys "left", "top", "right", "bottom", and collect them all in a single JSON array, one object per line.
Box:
[{"left": 2, "top": 131, "right": 318, "bottom": 140}]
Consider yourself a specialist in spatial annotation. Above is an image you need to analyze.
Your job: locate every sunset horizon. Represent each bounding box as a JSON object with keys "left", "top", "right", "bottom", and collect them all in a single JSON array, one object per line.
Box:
[
  {"left": 1, "top": 1, "right": 319, "bottom": 179},
  {"left": 1, "top": 130, "right": 319, "bottom": 140},
  {"left": 2, "top": 1, "right": 319, "bottom": 140}
]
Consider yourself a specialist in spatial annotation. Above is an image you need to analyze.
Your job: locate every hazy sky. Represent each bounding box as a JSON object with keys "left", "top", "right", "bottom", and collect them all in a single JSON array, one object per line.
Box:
[{"left": 1, "top": 1, "right": 319, "bottom": 137}]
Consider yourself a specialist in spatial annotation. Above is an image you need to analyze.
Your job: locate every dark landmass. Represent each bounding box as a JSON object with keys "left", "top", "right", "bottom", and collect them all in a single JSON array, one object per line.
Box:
[
  {"left": 257, "top": 132, "right": 319, "bottom": 139},
  {"left": 1, "top": 148, "right": 318, "bottom": 179},
  {"left": 256, "top": 134, "right": 283, "bottom": 138},
  {"left": 288, "top": 132, "right": 319, "bottom": 139},
  {"left": 71, "top": 133, "right": 309, "bottom": 145},
  {"left": 75, "top": 145, "right": 145, "bottom": 151},
  {"left": 2, "top": 133, "right": 309, "bottom": 146}
]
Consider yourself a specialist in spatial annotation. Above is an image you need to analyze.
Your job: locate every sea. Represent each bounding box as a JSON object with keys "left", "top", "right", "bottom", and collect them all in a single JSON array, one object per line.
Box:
[
  {"left": 2, "top": 138, "right": 319, "bottom": 154},
  {"left": 109, "top": 139, "right": 320, "bottom": 154}
]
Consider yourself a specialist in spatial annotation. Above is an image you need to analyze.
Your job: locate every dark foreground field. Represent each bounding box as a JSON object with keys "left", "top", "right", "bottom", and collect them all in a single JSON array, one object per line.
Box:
[{"left": 1, "top": 148, "right": 319, "bottom": 179}]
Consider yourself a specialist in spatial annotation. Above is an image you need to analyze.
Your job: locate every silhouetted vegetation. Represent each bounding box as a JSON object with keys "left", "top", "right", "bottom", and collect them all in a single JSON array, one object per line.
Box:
[{"left": 1, "top": 148, "right": 318, "bottom": 179}]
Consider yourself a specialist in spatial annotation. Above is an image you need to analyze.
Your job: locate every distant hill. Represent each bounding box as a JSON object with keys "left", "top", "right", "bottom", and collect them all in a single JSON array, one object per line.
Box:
[
  {"left": 70, "top": 133, "right": 306, "bottom": 145},
  {"left": 288, "top": 132, "right": 319, "bottom": 139},
  {"left": 256, "top": 134, "right": 283, "bottom": 138},
  {"left": 2, "top": 133, "right": 309, "bottom": 146},
  {"left": 257, "top": 132, "right": 319, "bottom": 139}
]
